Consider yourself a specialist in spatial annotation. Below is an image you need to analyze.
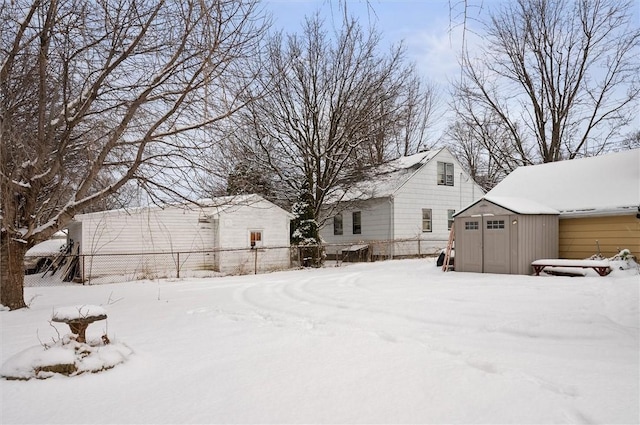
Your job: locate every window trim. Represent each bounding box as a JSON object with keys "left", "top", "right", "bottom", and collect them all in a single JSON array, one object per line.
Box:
[
  {"left": 249, "top": 230, "right": 263, "bottom": 247},
  {"left": 465, "top": 221, "right": 479, "bottom": 230},
  {"left": 422, "top": 208, "right": 432, "bottom": 233},
  {"left": 486, "top": 220, "right": 505, "bottom": 230},
  {"left": 437, "top": 161, "right": 454, "bottom": 186},
  {"left": 352, "top": 211, "right": 362, "bottom": 235},
  {"left": 447, "top": 209, "right": 455, "bottom": 230},
  {"left": 333, "top": 214, "right": 343, "bottom": 236}
]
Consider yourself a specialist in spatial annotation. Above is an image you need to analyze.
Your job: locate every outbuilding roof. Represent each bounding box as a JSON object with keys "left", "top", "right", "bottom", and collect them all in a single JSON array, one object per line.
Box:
[{"left": 459, "top": 149, "right": 640, "bottom": 217}]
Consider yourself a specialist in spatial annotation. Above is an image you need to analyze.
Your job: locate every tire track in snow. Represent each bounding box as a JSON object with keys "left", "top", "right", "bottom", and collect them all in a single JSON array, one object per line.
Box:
[{"left": 195, "top": 269, "right": 588, "bottom": 405}]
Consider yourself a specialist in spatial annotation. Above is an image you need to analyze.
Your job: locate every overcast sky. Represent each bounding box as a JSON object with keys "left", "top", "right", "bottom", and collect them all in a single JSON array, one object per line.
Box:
[
  {"left": 262, "top": 0, "right": 472, "bottom": 88},
  {"left": 262, "top": 0, "right": 640, "bottom": 143}
]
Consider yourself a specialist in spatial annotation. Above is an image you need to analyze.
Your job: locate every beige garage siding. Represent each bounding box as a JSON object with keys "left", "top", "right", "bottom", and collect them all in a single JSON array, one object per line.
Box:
[{"left": 559, "top": 215, "right": 640, "bottom": 259}]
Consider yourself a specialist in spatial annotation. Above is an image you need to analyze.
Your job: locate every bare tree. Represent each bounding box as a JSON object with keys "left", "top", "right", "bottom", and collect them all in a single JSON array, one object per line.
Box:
[
  {"left": 362, "top": 73, "right": 441, "bottom": 163},
  {"left": 621, "top": 130, "right": 640, "bottom": 150},
  {"left": 0, "top": 0, "right": 268, "bottom": 310},
  {"left": 453, "top": 0, "right": 639, "bottom": 164},
  {"left": 445, "top": 116, "right": 516, "bottom": 192},
  {"left": 225, "top": 13, "right": 437, "bottom": 231}
]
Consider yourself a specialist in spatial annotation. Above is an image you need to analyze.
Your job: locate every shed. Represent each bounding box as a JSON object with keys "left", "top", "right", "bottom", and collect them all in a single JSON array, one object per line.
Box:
[
  {"left": 65, "top": 194, "right": 292, "bottom": 280},
  {"left": 454, "top": 196, "right": 559, "bottom": 274},
  {"left": 454, "top": 149, "right": 640, "bottom": 274}
]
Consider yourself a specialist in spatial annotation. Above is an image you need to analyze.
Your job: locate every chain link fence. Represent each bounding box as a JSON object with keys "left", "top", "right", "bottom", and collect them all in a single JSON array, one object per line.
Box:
[{"left": 24, "top": 237, "right": 446, "bottom": 287}]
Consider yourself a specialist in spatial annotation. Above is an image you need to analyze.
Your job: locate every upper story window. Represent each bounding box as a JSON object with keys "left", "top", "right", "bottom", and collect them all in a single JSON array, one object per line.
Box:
[
  {"left": 352, "top": 211, "right": 361, "bottom": 234},
  {"left": 422, "top": 209, "right": 432, "bottom": 232},
  {"left": 333, "top": 214, "right": 343, "bottom": 235},
  {"left": 437, "top": 162, "right": 454, "bottom": 186}
]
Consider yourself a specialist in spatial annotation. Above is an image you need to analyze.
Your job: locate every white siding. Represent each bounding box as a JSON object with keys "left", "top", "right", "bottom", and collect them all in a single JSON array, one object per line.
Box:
[
  {"left": 319, "top": 198, "right": 392, "bottom": 257},
  {"left": 71, "top": 196, "right": 291, "bottom": 278},
  {"left": 319, "top": 148, "right": 484, "bottom": 258},
  {"left": 76, "top": 206, "right": 214, "bottom": 254},
  {"left": 215, "top": 199, "right": 291, "bottom": 274},
  {"left": 393, "top": 149, "right": 482, "bottom": 254}
]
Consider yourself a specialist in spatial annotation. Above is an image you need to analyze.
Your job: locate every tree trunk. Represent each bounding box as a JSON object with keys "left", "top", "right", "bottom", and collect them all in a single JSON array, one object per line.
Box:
[{"left": 0, "top": 236, "right": 28, "bottom": 310}]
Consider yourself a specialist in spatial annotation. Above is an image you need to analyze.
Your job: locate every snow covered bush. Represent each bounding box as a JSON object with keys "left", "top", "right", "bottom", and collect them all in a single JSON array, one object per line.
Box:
[
  {"left": 610, "top": 249, "right": 638, "bottom": 272},
  {"left": 1, "top": 335, "right": 133, "bottom": 380}
]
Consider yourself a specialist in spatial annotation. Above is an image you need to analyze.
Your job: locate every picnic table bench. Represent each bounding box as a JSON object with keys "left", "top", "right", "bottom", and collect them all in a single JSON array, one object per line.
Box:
[
  {"left": 52, "top": 305, "right": 107, "bottom": 343},
  {"left": 531, "top": 259, "right": 612, "bottom": 277}
]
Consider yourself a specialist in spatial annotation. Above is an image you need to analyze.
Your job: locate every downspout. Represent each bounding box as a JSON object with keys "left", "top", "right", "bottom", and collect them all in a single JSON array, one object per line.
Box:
[
  {"left": 389, "top": 195, "right": 394, "bottom": 259},
  {"left": 459, "top": 172, "right": 464, "bottom": 210},
  {"left": 459, "top": 171, "right": 473, "bottom": 210}
]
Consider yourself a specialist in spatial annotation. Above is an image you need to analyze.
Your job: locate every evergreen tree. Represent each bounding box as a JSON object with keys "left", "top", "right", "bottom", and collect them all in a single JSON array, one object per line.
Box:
[
  {"left": 290, "top": 184, "right": 323, "bottom": 266},
  {"left": 226, "top": 160, "right": 275, "bottom": 201}
]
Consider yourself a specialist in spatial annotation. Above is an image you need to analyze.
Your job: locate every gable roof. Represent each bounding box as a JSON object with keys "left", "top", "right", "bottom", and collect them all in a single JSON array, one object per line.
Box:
[
  {"left": 72, "top": 194, "right": 292, "bottom": 220},
  {"left": 463, "top": 149, "right": 639, "bottom": 217},
  {"left": 198, "top": 194, "right": 294, "bottom": 218},
  {"left": 334, "top": 149, "right": 441, "bottom": 202}
]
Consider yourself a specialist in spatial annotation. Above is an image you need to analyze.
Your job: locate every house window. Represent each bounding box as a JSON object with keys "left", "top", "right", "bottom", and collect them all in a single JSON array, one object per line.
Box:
[
  {"left": 447, "top": 210, "right": 455, "bottom": 230},
  {"left": 465, "top": 221, "right": 479, "bottom": 230},
  {"left": 333, "top": 214, "right": 343, "bottom": 235},
  {"left": 437, "top": 162, "right": 454, "bottom": 186},
  {"left": 486, "top": 220, "right": 505, "bottom": 229},
  {"left": 352, "top": 211, "right": 361, "bottom": 234},
  {"left": 422, "top": 209, "right": 432, "bottom": 232},
  {"left": 250, "top": 230, "right": 263, "bottom": 247}
]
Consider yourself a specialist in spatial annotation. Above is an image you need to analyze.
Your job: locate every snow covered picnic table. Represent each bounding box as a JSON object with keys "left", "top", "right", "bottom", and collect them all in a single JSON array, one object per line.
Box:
[
  {"left": 531, "top": 259, "right": 612, "bottom": 277},
  {"left": 51, "top": 305, "right": 107, "bottom": 343}
]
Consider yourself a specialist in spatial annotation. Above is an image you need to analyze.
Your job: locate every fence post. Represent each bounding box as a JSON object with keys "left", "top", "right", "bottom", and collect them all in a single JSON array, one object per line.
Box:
[
  {"left": 82, "top": 255, "right": 86, "bottom": 285},
  {"left": 254, "top": 248, "right": 258, "bottom": 274},
  {"left": 177, "top": 252, "right": 180, "bottom": 279}
]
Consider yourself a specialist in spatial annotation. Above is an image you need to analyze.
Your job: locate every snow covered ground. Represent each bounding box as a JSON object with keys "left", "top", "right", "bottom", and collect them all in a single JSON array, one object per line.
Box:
[{"left": 1, "top": 258, "right": 638, "bottom": 424}]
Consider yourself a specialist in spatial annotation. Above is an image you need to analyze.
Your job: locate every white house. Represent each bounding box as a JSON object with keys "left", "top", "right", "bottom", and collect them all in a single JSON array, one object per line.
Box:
[
  {"left": 319, "top": 147, "right": 484, "bottom": 259},
  {"left": 65, "top": 194, "right": 292, "bottom": 280}
]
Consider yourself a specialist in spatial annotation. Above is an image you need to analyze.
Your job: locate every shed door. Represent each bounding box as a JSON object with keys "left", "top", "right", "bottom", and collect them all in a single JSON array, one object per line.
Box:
[
  {"left": 461, "top": 219, "right": 483, "bottom": 273},
  {"left": 483, "top": 216, "right": 510, "bottom": 274}
]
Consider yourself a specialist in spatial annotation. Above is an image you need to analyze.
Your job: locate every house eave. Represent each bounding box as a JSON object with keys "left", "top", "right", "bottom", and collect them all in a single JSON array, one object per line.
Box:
[{"left": 559, "top": 206, "right": 639, "bottom": 219}]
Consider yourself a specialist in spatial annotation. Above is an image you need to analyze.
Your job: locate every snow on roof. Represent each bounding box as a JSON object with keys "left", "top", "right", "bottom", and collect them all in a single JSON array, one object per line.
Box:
[
  {"left": 484, "top": 149, "right": 640, "bottom": 216},
  {"left": 483, "top": 196, "right": 560, "bottom": 215},
  {"left": 73, "top": 194, "right": 291, "bottom": 220},
  {"left": 336, "top": 150, "right": 440, "bottom": 202},
  {"left": 198, "top": 194, "right": 294, "bottom": 218}
]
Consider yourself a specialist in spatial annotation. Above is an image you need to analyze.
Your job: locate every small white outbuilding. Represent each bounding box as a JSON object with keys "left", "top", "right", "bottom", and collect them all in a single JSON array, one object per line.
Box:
[{"left": 65, "top": 194, "right": 292, "bottom": 280}]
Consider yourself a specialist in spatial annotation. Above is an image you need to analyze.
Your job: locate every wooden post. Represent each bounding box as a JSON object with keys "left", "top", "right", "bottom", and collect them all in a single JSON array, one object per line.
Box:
[
  {"left": 254, "top": 248, "right": 258, "bottom": 274},
  {"left": 176, "top": 252, "right": 180, "bottom": 278}
]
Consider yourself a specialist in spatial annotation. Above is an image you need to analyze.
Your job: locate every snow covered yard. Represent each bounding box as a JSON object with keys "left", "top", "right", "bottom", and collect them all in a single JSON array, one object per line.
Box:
[{"left": 1, "top": 258, "right": 638, "bottom": 424}]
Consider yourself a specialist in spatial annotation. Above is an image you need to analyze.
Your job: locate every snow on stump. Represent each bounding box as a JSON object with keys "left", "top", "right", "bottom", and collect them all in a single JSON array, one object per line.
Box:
[{"left": 51, "top": 305, "right": 108, "bottom": 343}]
